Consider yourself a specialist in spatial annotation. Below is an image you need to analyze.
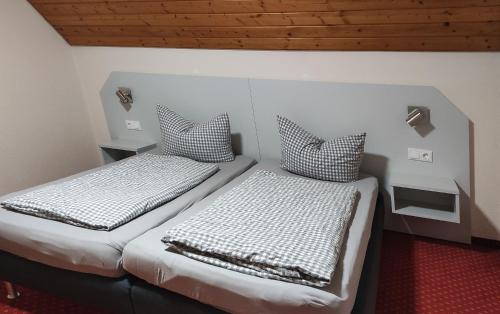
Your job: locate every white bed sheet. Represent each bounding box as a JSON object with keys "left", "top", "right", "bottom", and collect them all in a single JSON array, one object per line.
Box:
[
  {"left": 0, "top": 155, "right": 255, "bottom": 278},
  {"left": 123, "top": 160, "right": 379, "bottom": 314}
]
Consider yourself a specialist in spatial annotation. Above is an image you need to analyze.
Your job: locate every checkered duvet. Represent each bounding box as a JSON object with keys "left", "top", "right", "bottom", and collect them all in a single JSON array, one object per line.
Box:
[
  {"left": 1, "top": 154, "right": 219, "bottom": 231},
  {"left": 162, "top": 170, "right": 358, "bottom": 287}
]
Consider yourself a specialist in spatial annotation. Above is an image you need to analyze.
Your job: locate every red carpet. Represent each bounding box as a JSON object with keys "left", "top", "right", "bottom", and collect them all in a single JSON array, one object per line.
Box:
[
  {"left": 1, "top": 231, "right": 499, "bottom": 314},
  {"left": 376, "top": 231, "right": 500, "bottom": 314},
  {"left": 0, "top": 284, "right": 107, "bottom": 314}
]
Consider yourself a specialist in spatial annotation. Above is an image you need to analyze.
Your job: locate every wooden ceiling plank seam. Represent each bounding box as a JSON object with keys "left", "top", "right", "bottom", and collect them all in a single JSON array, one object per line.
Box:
[
  {"left": 64, "top": 36, "right": 500, "bottom": 51},
  {"left": 27, "top": 0, "right": 500, "bottom": 7},
  {"left": 31, "top": 0, "right": 500, "bottom": 15},
  {"left": 42, "top": 7, "right": 500, "bottom": 28},
  {"left": 54, "top": 22, "right": 500, "bottom": 38}
]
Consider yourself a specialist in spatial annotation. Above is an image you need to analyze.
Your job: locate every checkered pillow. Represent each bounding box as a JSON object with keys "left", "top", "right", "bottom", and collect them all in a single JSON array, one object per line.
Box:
[
  {"left": 277, "top": 116, "right": 366, "bottom": 182},
  {"left": 157, "top": 105, "right": 234, "bottom": 162}
]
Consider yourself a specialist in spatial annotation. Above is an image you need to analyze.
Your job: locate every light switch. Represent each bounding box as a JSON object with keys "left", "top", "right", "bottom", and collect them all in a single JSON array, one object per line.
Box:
[
  {"left": 408, "top": 148, "right": 433, "bottom": 163},
  {"left": 125, "top": 120, "right": 142, "bottom": 131},
  {"left": 408, "top": 148, "right": 420, "bottom": 160}
]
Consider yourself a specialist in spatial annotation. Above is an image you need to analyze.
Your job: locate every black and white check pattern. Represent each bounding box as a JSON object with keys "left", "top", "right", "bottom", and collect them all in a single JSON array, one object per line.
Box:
[
  {"left": 277, "top": 116, "right": 366, "bottom": 183},
  {"left": 157, "top": 105, "right": 234, "bottom": 163},
  {"left": 162, "top": 170, "right": 358, "bottom": 287},
  {"left": 1, "top": 154, "right": 219, "bottom": 231}
]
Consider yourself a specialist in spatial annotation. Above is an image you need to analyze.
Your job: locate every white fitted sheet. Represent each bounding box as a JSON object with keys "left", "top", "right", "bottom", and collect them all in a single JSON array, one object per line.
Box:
[
  {"left": 0, "top": 155, "right": 255, "bottom": 278},
  {"left": 123, "top": 160, "right": 379, "bottom": 314}
]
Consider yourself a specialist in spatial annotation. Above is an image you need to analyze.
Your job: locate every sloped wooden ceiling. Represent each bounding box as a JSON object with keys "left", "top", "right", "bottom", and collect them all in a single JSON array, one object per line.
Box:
[{"left": 29, "top": 0, "right": 500, "bottom": 51}]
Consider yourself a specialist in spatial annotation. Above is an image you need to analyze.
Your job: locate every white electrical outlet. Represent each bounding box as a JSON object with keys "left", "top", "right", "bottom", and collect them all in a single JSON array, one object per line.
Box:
[
  {"left": 408, "top": 148, "right": 433, "bottom": 163},
  {"left": 420, "top": 150, "right": 433, "bottom": 162},
  {"left": 125, "top": 120, "right": 142, "bottom": 131}
]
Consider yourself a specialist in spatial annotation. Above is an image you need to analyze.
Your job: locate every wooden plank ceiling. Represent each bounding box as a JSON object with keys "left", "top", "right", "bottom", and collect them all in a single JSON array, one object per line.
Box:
[{"left": 28, "top": 0, "right": 500, "bottom": 51}]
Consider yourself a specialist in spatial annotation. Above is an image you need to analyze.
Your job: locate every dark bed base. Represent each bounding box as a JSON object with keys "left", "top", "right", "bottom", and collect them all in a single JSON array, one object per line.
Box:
[
  {"left": 0, "top": 196, "right": 384, "bottom": 314},
  {"left": 0, "top": 251, "right": 135, "bottom": 314}
]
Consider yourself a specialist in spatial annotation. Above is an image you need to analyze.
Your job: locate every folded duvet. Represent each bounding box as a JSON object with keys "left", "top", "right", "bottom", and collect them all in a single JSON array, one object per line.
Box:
[
  {"left": 162, "top": 170, "right": 358, "bottom": 287},
  {"left": 1, "top": 154, "right": 218, "bottom": 231}
]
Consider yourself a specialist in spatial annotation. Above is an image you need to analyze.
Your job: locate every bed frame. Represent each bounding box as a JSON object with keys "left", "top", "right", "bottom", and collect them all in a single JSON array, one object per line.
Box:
[{"left": 0, "top": 196, "right": 383, "bottom": 314}]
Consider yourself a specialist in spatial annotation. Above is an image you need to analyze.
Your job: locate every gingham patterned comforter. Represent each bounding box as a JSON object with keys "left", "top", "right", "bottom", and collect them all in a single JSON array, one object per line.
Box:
[
  {"left": 162, "top": 170, "right": 358, "bottom": 287},
  {"left": 1, "top": 154, "right": 219, "bottom": 231}
]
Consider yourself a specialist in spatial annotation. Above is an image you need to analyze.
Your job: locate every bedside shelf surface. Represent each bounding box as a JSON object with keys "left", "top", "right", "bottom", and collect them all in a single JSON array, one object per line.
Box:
[
  {"left": 390, "top": 173, "right": 459, "bottom": 195},
  {"left": 99, "top": 138, "right": 157, "bottom": 165},
  {"left": 394, "top": 199, "right": 459, "bottom": 223},
  {"left": 99, "top": 139, "right": 157, "bottom": 152}
]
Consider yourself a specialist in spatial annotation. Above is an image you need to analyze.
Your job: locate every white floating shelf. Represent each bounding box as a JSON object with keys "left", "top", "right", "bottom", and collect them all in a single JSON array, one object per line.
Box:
[
  {"left": 98, "top": 138, "right": 157, "bottom": 164},
  {"left": 98, "top": 138, "right": 157, "bottom": 152},
  {"left": 389, "top": 173, "right": 460, "bottom": 224}
]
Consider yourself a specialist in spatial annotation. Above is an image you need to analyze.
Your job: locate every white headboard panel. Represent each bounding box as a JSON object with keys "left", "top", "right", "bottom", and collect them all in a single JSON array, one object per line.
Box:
[{"left": 101, "top": 72, "right": 470, "bottom": 243}]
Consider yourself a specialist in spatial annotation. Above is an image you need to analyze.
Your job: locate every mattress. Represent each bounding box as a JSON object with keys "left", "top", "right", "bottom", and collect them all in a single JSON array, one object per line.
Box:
[
  {"left": 0, "top": 155, "right": 255, "bottom": 278},
  {"left": 123, "top": 160, "right": 379, "bottom": 314}
]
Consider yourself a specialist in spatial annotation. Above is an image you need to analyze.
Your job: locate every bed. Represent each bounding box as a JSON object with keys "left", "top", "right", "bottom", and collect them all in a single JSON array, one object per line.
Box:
[
  {"left": 0, "top": 155, "right": 254, "bottom": 277},
  {"left": 123, "top": 160, "right": 380, "bottom": 314}
]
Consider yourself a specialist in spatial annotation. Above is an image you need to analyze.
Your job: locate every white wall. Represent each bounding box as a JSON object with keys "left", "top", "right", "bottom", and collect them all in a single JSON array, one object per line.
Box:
[
  {"left": 0, "top": 0, "right": 100, "bottom": 195},
  {"left": 72, "top": 48, "right": 500, "bottom": 240}
]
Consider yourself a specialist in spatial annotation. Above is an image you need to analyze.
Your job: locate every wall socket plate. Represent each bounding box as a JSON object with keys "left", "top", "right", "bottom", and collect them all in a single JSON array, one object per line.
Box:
[
  {"left": 125, "top": 120, "right": 142, "bottom": 131},
  {"left": 408, "top": 148, "right": 433, "bottom": 162}
]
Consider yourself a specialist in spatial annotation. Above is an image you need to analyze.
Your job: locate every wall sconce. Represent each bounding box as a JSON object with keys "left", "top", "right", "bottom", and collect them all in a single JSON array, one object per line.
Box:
[
  {"left": 116, "top": 87, "right": 133, "bottom": 105},
  {"left": 406, "top": 106, "right": 429, "bottom": 127}
]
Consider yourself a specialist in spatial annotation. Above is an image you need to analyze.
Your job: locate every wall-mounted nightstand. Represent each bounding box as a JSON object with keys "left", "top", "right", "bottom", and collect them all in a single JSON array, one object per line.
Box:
[
  {"left": 389, "top": 173, "right": 460, "bottom": 224},
  {"left": 99, "top": 139, "right": 157, "bottom": 164}
]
